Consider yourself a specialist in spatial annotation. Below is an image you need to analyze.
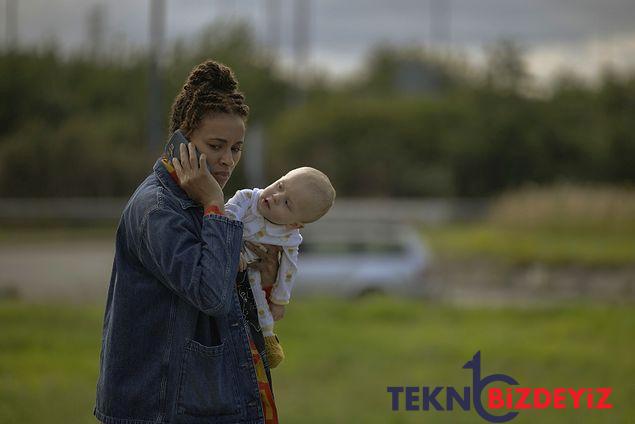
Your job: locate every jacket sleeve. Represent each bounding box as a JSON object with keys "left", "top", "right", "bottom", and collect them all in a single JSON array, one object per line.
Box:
[
  {"left": 137, "top": 205, "right": 243, "bottom": 317},
  {"left": 269, "top": 246, "right": 299, "bottom": 305}
]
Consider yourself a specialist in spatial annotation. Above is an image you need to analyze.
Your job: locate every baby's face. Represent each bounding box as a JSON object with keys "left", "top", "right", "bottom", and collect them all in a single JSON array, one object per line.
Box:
[{"left": 257, "top": 170, "right": 317, "bottom": 227}]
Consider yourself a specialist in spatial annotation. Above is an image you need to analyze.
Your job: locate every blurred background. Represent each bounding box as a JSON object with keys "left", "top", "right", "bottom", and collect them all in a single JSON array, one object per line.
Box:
[{"left": 0, "top": 0, "right": 633, "bottom": 422}]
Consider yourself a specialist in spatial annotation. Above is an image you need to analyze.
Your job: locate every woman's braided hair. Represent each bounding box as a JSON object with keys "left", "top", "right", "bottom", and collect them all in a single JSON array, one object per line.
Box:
[{"left": 169, "top": 60, "right": 249, "bottom": 136}]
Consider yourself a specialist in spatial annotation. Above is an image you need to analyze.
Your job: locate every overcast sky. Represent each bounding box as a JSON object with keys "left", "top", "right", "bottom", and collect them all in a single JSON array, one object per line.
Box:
[{"left": 5, "top": 0, "right": 635, "bottom": 79}]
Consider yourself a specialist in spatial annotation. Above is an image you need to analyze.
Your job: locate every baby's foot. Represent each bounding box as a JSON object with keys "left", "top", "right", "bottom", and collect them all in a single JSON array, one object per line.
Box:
[{"left": 264, "top": 334, "right": 285, "bottom": 368}]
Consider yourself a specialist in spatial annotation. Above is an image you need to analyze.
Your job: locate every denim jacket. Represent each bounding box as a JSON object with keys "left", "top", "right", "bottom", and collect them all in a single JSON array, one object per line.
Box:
[{"left": 95, "top": 159, "right": 267, "bottom": 424}]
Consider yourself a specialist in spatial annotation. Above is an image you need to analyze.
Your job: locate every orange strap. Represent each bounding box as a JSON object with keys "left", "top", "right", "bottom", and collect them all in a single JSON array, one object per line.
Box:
[
  {"left": 249, "top": 338, "right": 279, "bottom": 424},
  {"left": 161, "top": 157, "right": 180, "bottom": 183}
]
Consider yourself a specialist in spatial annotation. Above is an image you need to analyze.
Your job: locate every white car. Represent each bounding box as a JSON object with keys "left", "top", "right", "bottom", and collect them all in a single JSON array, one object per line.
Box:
[{"left": 292, "top": 219, "right": 429, "bottom": 298}]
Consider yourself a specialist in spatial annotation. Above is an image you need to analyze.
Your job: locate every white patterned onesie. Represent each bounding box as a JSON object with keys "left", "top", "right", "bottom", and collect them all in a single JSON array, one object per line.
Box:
[{"left": 225, "top": 188, "right": 301, "bottom": 336}]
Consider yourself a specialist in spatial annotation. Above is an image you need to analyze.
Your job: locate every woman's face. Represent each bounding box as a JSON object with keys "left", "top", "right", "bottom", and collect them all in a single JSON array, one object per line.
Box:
[{"left": 188, "top": 113, "right": 245, "bottom": 188}]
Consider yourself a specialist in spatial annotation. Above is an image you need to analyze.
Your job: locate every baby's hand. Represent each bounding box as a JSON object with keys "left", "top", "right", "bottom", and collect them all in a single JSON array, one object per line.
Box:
[
  {"left": 269, "top": 303, "right": 286, "bottom": 321},
  {"left": 238, "top": 253, "right": 247, "bottom": 272}
]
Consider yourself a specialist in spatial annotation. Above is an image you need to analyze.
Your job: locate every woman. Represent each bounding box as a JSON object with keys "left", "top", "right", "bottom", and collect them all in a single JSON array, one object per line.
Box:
[{"left": 95, "top": 60, "right": 280, "bottom": 424}]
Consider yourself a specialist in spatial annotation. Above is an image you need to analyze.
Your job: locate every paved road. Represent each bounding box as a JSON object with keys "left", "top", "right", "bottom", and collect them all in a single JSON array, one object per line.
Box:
[
  {"left": 2, "top": 238, "right": 633, "bottom": 305},
  {"left": 0, "top": 240, "right": 113, "bottom": 303}
]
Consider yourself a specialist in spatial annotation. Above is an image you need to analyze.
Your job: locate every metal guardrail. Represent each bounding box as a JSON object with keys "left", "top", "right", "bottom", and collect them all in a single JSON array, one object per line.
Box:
[
  {"left": 0, "top": 197, "right": 488, "bottom": 224},
  {"left": 0, "top": 198, "right": 127, "bottom": 221},
  {"left": 323, "top": 198, "right": 487, "bottom": 224}
]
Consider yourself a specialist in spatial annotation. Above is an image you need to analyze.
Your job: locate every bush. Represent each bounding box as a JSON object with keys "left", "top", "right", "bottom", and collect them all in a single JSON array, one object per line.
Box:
[
  {"left": 488, "top": 184, "right": 635, "bottom": 232},
  {"left": 0, "top": 117, "right": 150, "bottom": 197}
]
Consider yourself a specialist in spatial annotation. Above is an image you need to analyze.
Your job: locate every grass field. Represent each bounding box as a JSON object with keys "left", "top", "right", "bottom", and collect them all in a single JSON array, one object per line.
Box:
[
  {"left": 421, "top": 185, "right": 635, "bottom": 267},
  {"left": 0, "top": 297, "right": 632, "bottom": 423},
  {"left": 423, "top": 224, "right": 635, "bottom": 266}
]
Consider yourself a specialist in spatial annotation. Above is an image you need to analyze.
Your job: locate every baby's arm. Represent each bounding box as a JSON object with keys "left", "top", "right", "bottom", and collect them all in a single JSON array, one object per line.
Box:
[{"left": 224, "top": 189, "right": 253, "bottom": 222}]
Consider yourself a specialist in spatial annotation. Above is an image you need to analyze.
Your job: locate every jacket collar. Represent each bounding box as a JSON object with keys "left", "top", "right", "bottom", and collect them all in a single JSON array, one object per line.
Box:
[{"left": 153, "top": 158, "right": 199, "bottom": 210}]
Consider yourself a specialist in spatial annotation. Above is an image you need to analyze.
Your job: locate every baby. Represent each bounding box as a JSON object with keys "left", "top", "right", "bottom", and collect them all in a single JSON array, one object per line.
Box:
[{"left": 225, "top": 167, "right": 335, "bottom": 368}]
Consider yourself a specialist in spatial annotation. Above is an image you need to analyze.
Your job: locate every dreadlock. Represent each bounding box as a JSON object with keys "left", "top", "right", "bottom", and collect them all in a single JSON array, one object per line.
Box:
[{"left": 168, "top": 60, "right": 249, "bottom": 137}]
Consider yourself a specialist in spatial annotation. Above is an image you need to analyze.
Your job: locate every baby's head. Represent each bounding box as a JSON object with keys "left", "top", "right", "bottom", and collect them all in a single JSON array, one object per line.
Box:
[{"left": 257, "top": 167, "right": 335, "bottom": 229}]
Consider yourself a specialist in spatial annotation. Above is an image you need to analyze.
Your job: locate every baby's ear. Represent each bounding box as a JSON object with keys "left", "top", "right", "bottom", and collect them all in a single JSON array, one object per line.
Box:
[{"left": 286, "top": 223, "right": 304, "bottom": 230}]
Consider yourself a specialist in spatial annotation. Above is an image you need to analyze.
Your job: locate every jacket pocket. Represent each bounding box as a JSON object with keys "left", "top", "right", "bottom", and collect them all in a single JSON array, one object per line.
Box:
[{"left": 176, "top": 338, "right": 240, "bottom": 417}]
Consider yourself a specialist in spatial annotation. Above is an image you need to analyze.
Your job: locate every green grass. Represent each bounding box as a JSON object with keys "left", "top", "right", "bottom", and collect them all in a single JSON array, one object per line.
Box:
[
  {"left": 0, "top": 297, "right": 632, "bottom": 423},
  {"left": 0, "top": 301, "right": 104, "bottom": 422},
  {"left": 422, "top": 224, "right": 635, "bottom": 266}
]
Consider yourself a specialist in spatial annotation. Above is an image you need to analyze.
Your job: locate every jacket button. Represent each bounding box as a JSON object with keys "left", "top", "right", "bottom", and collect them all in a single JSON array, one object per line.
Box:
[
  {"left": 248, "top": 400, "right": 258, "bottom": 407},
  {"left": 240, "top": 362, "right": 250, "bottom": 368},
  {"left": 230, "top": 322, "right": 239, "bottom": 327}
]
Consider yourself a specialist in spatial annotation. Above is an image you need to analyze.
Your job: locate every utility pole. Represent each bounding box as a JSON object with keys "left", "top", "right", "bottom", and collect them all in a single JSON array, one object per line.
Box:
[
  {"left": 86, "top": 4, "right": 106, "bottom": 60},
  {"left": 293, "top": 0, "right": 310, "bottom": 76},
  {"left": 265, "top": 0, "right": 282, "bottom": 56},
  {"left": 244, "top": 123, "right": 266, "bottom": 188},
  {"left": 148, "top": 0, "right": 166, "bottom": 153},
  {"left": 6, "top": 0, "right": 18, "bottom": 51},
  {"left": 429, "top": 0, "right": 452, "bottom": 49}
]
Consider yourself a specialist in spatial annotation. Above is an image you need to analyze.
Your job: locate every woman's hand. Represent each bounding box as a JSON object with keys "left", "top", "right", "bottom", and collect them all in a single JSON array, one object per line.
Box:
[
  {"left": 172, "top": 142, "right": 224, "bottom": 209},
  {"left": 269, "top": 303, "right": 285, "bottom": 321},
  {"left": 245, "top": 241, "right": 281, "bottom": 287},
  {"left": 238, "top": 252, "right": 248, "bottom": 272}
]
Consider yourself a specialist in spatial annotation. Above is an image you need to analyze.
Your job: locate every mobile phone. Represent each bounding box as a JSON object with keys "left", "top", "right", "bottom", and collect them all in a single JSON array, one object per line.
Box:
[{"left": 165, "top": 130, "right": 212, "bottom": 172}]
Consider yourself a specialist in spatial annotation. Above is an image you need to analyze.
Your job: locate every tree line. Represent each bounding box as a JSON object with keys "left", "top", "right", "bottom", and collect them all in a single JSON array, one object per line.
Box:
[{"left": 1, "top": 23, "right": 633, "bottom": 198}]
